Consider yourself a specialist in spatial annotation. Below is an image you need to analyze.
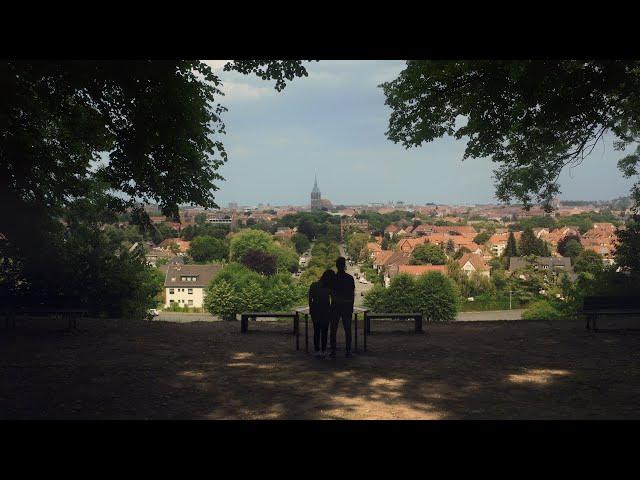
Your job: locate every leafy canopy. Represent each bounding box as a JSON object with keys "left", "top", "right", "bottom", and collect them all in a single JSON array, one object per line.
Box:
[
  {"left": 381, "top": 61, "right": 640, "bottom": 209},
  {"left": 411, "top": 243, "right": 447, "bottom": 265}
]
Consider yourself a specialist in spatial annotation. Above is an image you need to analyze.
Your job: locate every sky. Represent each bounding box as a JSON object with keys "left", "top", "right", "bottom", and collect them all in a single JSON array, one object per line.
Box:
[{"left": 203, "top": 60, "right": 636, "bottom": 208}]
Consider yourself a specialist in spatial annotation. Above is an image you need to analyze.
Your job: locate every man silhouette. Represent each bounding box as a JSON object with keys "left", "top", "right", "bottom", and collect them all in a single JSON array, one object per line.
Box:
[{"left": 330, "top": 256, "right": 355, "bottom": 358}]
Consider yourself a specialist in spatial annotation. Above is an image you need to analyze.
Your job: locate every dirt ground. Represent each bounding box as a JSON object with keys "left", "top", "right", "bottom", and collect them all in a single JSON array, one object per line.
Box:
[{"left": 2, "top": 316, "right": 640, "bottom": 419}]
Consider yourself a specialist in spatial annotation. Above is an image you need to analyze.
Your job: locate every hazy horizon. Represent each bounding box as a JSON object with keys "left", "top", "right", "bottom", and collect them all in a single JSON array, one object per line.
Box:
[{"left": 203, "top": 60, "right": 636, "bottom": 207}]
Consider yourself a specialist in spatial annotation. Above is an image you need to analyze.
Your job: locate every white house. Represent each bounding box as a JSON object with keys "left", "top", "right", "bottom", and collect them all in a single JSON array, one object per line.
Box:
[
  {"left": 457, "top": 252, "right": 491, "bottom": 278},
  {"left": 164, "top": 264, "right": 222, "bottom": 309}
]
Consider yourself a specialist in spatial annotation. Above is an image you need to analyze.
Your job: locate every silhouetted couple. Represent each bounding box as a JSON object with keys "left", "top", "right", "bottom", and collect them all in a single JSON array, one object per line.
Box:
[{"left": 308, "top": 257, "right": 355, "bottom": 358}]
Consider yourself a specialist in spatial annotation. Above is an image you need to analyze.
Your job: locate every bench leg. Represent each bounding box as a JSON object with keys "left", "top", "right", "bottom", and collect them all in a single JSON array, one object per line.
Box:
[
  {"left": 415, "top": 315, "right": 424, "bottom": 334},
  {"left": 354, "top": 312, "right": 358, "bottom": 353},
  {"left": 363, "top": 313, "right": 368, "bottom": 352},
  {"left": 305, "top": 314, "right": 309, "bottom": 353}
]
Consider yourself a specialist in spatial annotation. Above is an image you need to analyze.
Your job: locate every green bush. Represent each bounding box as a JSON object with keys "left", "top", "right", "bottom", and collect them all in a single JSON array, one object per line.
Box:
[
  {"left": 204, "top": 263, "right": 306, "bottom": 318},
  {"left": 363, "top": 272, "right": 458, "bottom": 322},
  {"left": 414, "top": 272, "right": 458, "bottom": 322},
  {"left": 522, "top": 300, "right": 565, "bottom": 321}
]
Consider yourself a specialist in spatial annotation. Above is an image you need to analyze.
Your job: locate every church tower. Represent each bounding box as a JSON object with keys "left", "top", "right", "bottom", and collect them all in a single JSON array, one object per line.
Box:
[{"left": 310, "top": 175, "right": 322, "bottom": 211}]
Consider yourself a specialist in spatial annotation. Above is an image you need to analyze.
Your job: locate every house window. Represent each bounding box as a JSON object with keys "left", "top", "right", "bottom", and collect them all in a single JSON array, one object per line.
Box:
[
  {"left": 188, "top": 288, "right": 193, "bottom": 294},
  {"left": 169, "top": 289, "right": 174, "bottom": 295},
  {"left": 188, "top": 300, "right": 193, "bottom": 306}
]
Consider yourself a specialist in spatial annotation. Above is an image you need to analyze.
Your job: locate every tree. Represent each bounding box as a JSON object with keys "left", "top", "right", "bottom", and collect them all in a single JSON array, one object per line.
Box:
[
  {"left": 237, "top": 280, "right": 267, "bottom": 313},
  {"left": 381, "top": 274, "right": 417, "bottom": 313},
  {"left": 614, "top": 215, "right": 640, "bottom": 273},
  {"left": 1, "top": 60, "right": 309, "bottom": 309},
  {"left": 453, "top": 246, "right": 471, "bottom": 260},
  {"left": 413, "top": 272, "right": 458, "bottom": 322},
  {"left": 445, "top": 239, "right": 456, "bottom": 255},
  {"left": 504, "top": 232, "right": 518, "bottom": 258},
  {"left": 240, "top": 249, "right": 277, "bottom": 276},
  {"left": 229, "top": 229, "right": 273, "bottom": 261},
  {"left": 473, "top": 231, "right": 491, "bottom": 245},
  {"left": 188, "top": 236, "right": 228, "bottom": 263},
  {"left": 204, "top": 279, "right": 239, "bottom": 321},
  {"left": 563, "top": 239, "right": 584, "bottom": 263},
  {"left": 519, "top": 228, "right": 550, "bottom": 256},
  {"left": 297, "top": 218, "right": 315, "bottom": 241},
  {"left": 292, "top": 233, "right": 310, "bottom": 254},
  {"left": 557, "top": 234, "right": 582, "bottom": 256},
  {"left": 411, "top": 243, "right": 447, "bottom": 265},
  {"left": 574, "top": 250, "right": 604, "bottom": 275},
  {"left": 381, "top": 61, "right": 640, "bottom": 209},
  {"left": 346, "top": 233, "right": 369, "bottom": 262},
  {"left": 270, "top": 245, "right": 299, "bottom": 274}
]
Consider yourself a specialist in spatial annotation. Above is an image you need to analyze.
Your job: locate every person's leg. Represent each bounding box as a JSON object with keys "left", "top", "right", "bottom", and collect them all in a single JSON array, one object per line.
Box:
[
  {"left": 321, "top": 324, "right": 328, "bottom": 352},
  {"left": 341, "top": 309, "right": 353, "bottom": 354},
  {"left": 329, "top": 313, "right": 338, "bottom": 355}
]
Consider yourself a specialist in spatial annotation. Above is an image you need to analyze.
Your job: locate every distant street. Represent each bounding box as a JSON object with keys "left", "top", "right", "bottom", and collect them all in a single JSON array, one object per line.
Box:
[
  {"left": 156, "top": 311, "right": 219, "bottom": 323},
  {"left": 456, "top": 309, "right": 524, "bottom": 321},
  {"left": 155, "top": 309, "right": 524, "bottom": 323}
]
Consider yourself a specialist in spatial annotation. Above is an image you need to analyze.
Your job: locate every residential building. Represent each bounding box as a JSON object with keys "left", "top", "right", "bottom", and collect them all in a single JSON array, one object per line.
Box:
[
  {"left": 158, "top": 238, "right": 191, "bottom": 254},
  {"left": 384, "top": 224, "right": 400, "bottom": 238},
  {"left": 275, "top": 227, "right": 295, "bottom": 241},
  {"left": 458, "top": 252, "right": 490, "bottom": 278},
  {"left": 164, "top": 264, "right": 222, "bottom": 309},
  {"left": 508, "top": 256, "right": 574, "bottom": 277},
  {"left": 385, "top": 264, "right": 448, "bottom": 287},
  {"left": 488, "top": 231, "right": 522, "bottom": 257},
  {"left": 340, "top": 217, "right": 369, "bottom": 239}
]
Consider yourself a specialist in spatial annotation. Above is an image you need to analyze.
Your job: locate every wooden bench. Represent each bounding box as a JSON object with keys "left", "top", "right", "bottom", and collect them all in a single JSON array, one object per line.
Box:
[
  {"left": 363, "top": 312, "right": 424, "bottom": 352},
  {"left": 240, "top": 312, "right": 300, "bottom": 341},
  {"left": 581, "top": 296, "right": 640, "bottom": 331},
  {"left": 4, "top": 306, "right": 88, "bottom": 330}
]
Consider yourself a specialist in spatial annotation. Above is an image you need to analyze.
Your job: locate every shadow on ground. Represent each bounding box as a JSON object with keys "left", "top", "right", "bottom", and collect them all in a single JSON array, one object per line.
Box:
[{"left": 1, "top": 316, "right": 640, "bottom": 419}]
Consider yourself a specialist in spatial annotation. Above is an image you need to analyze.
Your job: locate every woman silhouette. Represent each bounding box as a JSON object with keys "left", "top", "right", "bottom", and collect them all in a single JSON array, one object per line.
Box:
[{"left": 308, "top": 269, "right": 335, "bottom": 357}]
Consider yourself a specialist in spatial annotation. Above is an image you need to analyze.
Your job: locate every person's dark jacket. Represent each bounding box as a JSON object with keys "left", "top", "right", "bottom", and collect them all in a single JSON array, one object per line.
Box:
[
  {"left": 308, "top": 281, "right": 333, "bottom": 326},
  {"left": 332, "top": 271, "right": 355, "bottom": 309}
]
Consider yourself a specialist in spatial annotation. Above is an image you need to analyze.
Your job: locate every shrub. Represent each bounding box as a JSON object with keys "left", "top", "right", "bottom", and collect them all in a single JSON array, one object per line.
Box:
[
  {"left": 522, "top": 300, "right": 565, "bottom": 321},
  {"left": 414, "top": 272, "right": 458, "bottom": 322},
  {"left": 204, "top": 263, "right": 306, "bottom": 318},
  {"left": 188, "top": 236, "right": 228, "bottom": 263},
  {"left": 363, "top": 272, "right": 458, "bottom": 322},
  {"left": 204, "top": 279, "right": 239, "bottom": 320},
  {"left": 411, "top": 243, "right": 447, "bottom": 265},
  {"left": 229, "top": 229, "right": 273, "bottom": 261}
]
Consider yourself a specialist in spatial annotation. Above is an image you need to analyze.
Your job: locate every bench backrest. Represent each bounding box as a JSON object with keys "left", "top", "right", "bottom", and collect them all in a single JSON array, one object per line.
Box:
[{"left": 583, "top": 296, "right": 640, "bottom": 311}]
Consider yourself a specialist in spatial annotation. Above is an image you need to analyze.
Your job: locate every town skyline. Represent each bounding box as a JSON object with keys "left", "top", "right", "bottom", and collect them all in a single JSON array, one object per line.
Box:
[{"left": 205, "top": 60, "right": 636, "bottom": 207}]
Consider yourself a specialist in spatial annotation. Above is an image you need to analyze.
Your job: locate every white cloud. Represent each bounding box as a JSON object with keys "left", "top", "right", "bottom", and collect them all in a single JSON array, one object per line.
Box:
[
  {"left": 223, "top": 82, "right": 272, "bottom": 101},
  {"left": 202, "top": 60, "right": 231, "bottom": 71}
]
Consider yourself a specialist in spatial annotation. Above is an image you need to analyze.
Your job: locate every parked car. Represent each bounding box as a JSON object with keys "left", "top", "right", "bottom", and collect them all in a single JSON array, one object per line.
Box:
[{"left": 146, "top": 308, "right": 160, "bottom": 321}]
